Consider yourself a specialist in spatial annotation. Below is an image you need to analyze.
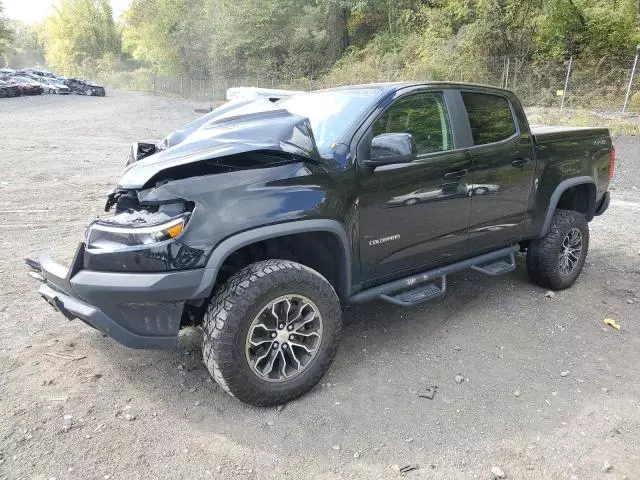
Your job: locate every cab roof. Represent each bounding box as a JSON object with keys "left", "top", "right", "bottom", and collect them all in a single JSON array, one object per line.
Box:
[{"left": 315, "top": 81, "right": 513, "bottom": 96}]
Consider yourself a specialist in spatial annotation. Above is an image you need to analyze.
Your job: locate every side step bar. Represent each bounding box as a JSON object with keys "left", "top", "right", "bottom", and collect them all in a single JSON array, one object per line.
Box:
[
  {"left": 471, "top": 252, "right": 516, "bottom": 276},
  {"left": 349, "top": 245, "right": 519, "bottom": 307},
  {"left": 380, "top": 276, "right": 447, "bottom": 307}
]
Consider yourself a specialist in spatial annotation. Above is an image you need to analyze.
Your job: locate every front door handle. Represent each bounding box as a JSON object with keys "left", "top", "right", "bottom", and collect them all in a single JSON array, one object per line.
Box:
[
  {"left": 444, "top": 169, "right": 468, "bottom": 180},
  {"left": 511, "top": 158, "right": 530, "bottom": 168}
]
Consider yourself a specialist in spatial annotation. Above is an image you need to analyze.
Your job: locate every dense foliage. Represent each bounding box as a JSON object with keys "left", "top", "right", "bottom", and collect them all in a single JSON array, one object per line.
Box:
[
  {"left": 0, "top": 1, "right": 14, "bottom": 59},
  {"left": 42, "top": 0, "right": 121, "bottom": 74},
  {"left": 3, "top": 0, "right": 640, "bottom": 86}
]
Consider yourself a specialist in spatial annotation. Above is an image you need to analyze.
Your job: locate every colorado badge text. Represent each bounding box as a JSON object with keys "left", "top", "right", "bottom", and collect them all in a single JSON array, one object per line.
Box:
[{"left": 369, "top": 234, "right": 401, "bottom": 246}]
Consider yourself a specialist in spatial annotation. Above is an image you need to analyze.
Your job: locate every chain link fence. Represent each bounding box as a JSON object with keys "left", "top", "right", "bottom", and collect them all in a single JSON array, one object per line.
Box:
[{"left": 143, "top": 55, "right": 640, "bottom": 113}]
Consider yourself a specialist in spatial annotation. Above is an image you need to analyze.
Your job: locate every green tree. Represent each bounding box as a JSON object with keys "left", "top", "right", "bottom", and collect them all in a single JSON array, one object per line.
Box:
[
  {"left": 209, "top": 0, "right": 352, "bottom": 78},
  {"left": 536, "top": 0, "right": 640, "bottom": 60},
  {"left": 13, "top": 0, "right": 637, "bottom": 91},
  {"left": 43, "top": 0, "right": 121, "bottom": 74},
  {"left": 122, "top": 0, "right": 212, "bottom": 75},
  {"left": 4, "top": 22, "right": 46, "bottom": 67},
  {"left": 0, "top": 1, "right": 14, "bottom": 60}
]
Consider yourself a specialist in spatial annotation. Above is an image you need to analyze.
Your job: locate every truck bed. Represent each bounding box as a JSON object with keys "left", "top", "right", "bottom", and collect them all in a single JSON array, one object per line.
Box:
[{"left": 530, "top": 125, "right": 610, "bottom": 145}]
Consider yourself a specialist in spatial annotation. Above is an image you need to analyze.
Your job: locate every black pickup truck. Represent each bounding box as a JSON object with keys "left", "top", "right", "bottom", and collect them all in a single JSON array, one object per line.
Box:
[
  {"left": 64, "top": 78, "right": 106, "bottom": 96},
  {"left": 27, "top": 82, "right": 613, "bottom": 406}
]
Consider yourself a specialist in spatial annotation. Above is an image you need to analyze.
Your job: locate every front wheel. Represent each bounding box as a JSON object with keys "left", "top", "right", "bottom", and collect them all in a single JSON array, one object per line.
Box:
[
  {"left": 202, "top": 260, "right": 342, "bottom": 406},
  {"left": 526, "top": 209, "right": 589, "bottom": 290}
]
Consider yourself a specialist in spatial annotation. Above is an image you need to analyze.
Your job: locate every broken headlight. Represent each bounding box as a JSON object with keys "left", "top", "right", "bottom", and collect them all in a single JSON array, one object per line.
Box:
[{"left": 86, "top": 214, "right": 189, "bottom": 251}]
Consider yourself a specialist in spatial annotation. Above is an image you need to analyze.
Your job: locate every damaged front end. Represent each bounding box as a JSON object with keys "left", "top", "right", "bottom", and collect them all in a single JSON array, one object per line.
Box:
[
  {"left": 25, "top": 187, "right": 214, "bottom": 349},
  {"left": 25, "top": 182, "right": 211, "bottom": 349},
  {"left": 88, "top": 192, "right": 206, "bottom": 272},
  {"left": 26, "top": 246, "right": 207, "bottom": 349},
  {"left": 27, "top": 98, "right": 329, "bottom": 350}
]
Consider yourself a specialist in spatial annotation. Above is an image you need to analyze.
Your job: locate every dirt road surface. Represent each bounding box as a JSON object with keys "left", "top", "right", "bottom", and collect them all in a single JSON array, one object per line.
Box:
[{"left": 1, "top": 92, "right": 639, "bottom": 480}]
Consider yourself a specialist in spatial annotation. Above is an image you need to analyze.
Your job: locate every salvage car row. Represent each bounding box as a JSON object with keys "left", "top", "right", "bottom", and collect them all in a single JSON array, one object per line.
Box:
[{"left": 0, "top": 67, "right": 106, "bottom": 98}]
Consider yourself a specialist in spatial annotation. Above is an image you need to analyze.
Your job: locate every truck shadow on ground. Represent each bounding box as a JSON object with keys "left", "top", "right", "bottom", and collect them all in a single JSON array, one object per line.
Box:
[{"left": 87, "top": 255, "right": 542, "bottom": 411}]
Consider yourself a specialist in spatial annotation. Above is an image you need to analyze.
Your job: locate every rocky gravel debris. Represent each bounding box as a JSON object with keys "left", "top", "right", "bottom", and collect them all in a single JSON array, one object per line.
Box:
[{"left": 490, "top": 466, "right": 507, "bottom": 479}]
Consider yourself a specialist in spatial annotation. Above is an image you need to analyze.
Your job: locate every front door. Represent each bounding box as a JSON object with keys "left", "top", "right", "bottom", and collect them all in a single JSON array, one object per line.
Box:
[
  {"left": 460, "top": 91, "right": 536, "bottom": 252},
  {"left": 357, "top": 90, "right": 472, "bottom": 284}
]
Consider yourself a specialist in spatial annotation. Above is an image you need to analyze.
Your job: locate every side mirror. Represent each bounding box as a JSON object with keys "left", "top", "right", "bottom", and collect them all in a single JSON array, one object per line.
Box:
[{"left": 363, "top": 133, "right": 417, "bottom": 167}]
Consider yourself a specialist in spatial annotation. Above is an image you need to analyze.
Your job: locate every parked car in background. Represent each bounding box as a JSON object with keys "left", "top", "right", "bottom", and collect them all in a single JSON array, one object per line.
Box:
[
  {"left": 64, "top": 78, "right": 106, "bottom": 96},
  {"left": 0, "top": 75, "right": 42, "bottom": 95},
  {"left": 20, "top": 73, "right": 55, "bottom": 92},
  {"left": 0, "top": 79, "right": 21, "bottom": 97},
  {"left": 38, "top": 77, "right": 71, "bottom": 94},
  {"left": 19, "top": 68, "right": 57, "bottom": 79}
]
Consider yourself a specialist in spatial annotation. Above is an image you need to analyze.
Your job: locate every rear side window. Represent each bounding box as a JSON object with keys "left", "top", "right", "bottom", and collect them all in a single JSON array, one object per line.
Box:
[{"left": 461, "top": 92, "right": 516, "bottom": 145}]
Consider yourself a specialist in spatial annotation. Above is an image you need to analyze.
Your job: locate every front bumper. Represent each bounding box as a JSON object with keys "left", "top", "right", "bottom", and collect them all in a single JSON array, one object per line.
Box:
[{"left": 27, "top": 243, "right": 208, "bottom": 349}]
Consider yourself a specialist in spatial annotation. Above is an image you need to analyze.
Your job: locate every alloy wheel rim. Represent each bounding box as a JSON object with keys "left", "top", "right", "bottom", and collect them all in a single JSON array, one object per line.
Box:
[
  {"left": 558, "top": 227, "right": 583, "bottom": 275},
  {"left": 245, "top": 295, "right": 323, "bottom": 383}
]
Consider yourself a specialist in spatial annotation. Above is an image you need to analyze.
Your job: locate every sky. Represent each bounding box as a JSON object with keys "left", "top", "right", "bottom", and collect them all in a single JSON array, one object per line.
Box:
[{"left": 3, "top": 0, "right": 131, "bottom": 24}]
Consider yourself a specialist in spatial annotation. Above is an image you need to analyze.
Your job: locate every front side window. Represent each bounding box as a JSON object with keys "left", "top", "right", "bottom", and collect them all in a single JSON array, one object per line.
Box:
[
  {"left": 461, "top": 92, "right": 516, "bottom": 145},
  {"left": 372, "top": 92, "right": 453, "bottom": 155}
]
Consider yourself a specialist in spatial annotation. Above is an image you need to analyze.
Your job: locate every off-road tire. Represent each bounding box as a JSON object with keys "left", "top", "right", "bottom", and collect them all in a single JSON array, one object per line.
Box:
[
  {"left": 202, "top": 259, "right": 342, "bottom": 406},
  {"left": 526, "top": 209, "right": 589, "bottom": 290}
]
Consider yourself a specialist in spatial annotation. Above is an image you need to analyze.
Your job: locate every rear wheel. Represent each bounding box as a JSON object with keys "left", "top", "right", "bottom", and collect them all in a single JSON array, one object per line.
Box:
[
  {"left": 526, "top": 209, "right": 589, "bottom": 290},
  {"left": 202, "top": 260, "right": 342, "bottom": 406}
]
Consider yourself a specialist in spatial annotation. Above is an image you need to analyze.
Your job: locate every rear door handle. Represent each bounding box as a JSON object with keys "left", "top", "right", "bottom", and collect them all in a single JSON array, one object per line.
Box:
[
  {"left": 511, "top": 158, "right": 530, "bottom": 168},
  {"left": 444, "top": 169, "right": 468, "bottom": 180}
]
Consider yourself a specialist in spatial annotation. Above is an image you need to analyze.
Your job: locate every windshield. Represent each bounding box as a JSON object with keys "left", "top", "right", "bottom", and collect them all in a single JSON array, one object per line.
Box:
[{"left": 278, "top": 89, "right": 383, "bottom": 153}]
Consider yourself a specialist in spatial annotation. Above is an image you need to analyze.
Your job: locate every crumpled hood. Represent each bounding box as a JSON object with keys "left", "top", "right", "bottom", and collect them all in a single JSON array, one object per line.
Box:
[{"left": 118, "top": 100, "right": 322, "bottom": 189}]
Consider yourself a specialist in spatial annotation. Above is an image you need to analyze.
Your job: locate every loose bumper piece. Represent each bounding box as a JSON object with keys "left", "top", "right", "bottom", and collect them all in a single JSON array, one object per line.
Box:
[{"left": 26, "top": 243, "right": 209, "bottom": 349}]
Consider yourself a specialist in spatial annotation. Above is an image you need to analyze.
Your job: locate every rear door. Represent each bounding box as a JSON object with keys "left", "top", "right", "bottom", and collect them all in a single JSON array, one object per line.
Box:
[
  {"left": 357, "top": 89, "right": 472, "bottom": 284},
  {"left": 460, "top": 91, "right": 535, "bottom": 252}
]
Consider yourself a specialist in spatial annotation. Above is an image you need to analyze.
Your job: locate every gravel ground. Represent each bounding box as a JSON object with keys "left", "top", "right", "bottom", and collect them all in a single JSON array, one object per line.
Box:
[{"left": 1, "top": 91, "right": 639, "bottom": 480}]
